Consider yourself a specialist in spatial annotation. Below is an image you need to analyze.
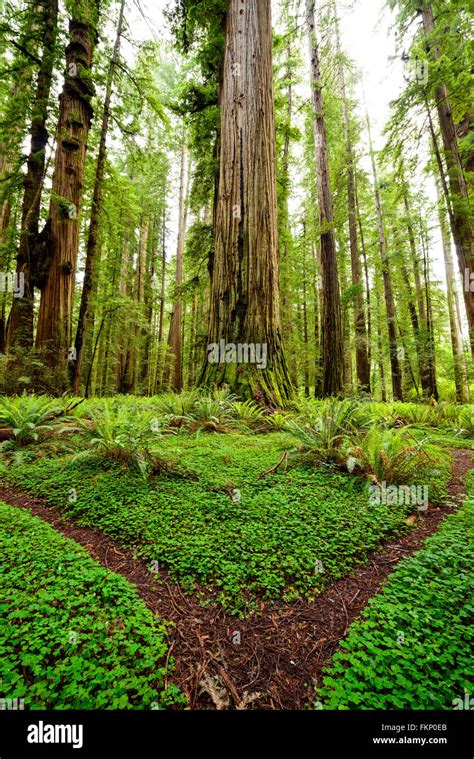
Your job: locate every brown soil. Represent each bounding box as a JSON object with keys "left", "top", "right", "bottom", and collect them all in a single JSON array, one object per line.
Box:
[{"left": 1, "top": 448, "right": 471, "bottom": 710}]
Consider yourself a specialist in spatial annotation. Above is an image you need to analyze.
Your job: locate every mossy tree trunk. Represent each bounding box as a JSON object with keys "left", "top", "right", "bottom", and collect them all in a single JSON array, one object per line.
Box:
[
  {"left": 437, "top": 183, "right": 469, "bottom": 402},
  {"left": 421, "top": 3, "right": 474, "bottom": 358},
  {"left": 7, "top": 0, "right": 58, "bottom": 356},
  {"left": 35, "top": 5, "right": 99, "bottom": 392},
  {"left": 199, "top": 0, "right": 293, "bottom": 406}
]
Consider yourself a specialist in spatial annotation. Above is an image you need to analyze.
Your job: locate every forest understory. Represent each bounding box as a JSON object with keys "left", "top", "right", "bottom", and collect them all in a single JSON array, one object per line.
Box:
[{"left": 0, "top": 0, "right": 473, "bottom": 722}]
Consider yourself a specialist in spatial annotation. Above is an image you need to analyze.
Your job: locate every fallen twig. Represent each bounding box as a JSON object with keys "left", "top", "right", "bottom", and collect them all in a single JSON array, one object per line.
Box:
[{"left": 258, "top": 451, "right": 289, "bottom": 479}]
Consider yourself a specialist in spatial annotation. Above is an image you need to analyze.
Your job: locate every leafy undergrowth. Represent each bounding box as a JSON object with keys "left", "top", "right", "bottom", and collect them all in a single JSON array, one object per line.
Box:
[
  {"left": 315, "top": 470, "right": 474, "bottom": 710},
  {"left": 0, "top": 501, "right": 184, "bottom": 709},
  {"left": 0, "top": 430, "right": 450, "bottom": 613}
]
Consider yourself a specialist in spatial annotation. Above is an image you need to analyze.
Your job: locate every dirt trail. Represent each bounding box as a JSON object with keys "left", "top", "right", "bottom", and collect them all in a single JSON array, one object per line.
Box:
[{"left": 1, "top": 448, "right": 471, "bottom": 709}]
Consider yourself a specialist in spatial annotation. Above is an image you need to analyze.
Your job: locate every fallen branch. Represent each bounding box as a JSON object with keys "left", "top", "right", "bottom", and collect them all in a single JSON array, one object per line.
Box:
[{"left": 258, "top": 451, "right": 288, "bottom": 479}]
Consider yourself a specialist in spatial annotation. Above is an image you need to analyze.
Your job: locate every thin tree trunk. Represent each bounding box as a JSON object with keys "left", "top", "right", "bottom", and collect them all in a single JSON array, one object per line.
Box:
[
  {"left": 334, "top": 1, "right": 370, "bottom": 392},
  {"left": 306, "top": 0, "right": 343, "bottom": 396},
  {"left": 127, "top": 217, "right": 149, "bottom": 393},
  {"left": 399, "top": 258, "right": 427, "bottom": 394},
  {"left": 398, "top": 323, "right": 419, "bottom": 397},
  {"left": 375, "top": 283, "right": 387, "bottom": 402},
  {"left": 163, "top": 147, "right": 186, "bottom": 392},
  {"left": 355, "top": 181, "right": 372, "bottom": 369},
  {"left": 71, "top": 0, "right": 125, "bottom": 392},
  {"left": 420, "top": 219, "right": 439, "bottom": 400},
  {"left": 402, "top": 186, "right": 426, "bottom": 324},
  {"left": 391, "top": 220, "right": 431, "bottom": 397},
  {"left": 366, "top": 108, "right": 403, "bottom": 400},
  {"left": 188, "top": 293, "right": 197, "bottom": 387},
  {"left": 155, "top": 195, "right": 167, "bottom": 392},
  {"left": 312, "top": 241, "right": 322, "bottom": 396},
  {"left": 302, "top": 244, "right": 310, "bottom": 396},
  {"left": 116, "top": 226, "right": 132, "bottom": 393},
  {"left": 140, "top": 218, "right": 157, "bottom": 394},
  {"left": 340, "top": 254, "right": 353, "bottom": 390}
]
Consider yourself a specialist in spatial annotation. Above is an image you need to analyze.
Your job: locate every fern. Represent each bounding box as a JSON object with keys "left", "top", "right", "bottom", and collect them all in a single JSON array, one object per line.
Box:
[
  {"left": 0, "top": 394, "right": 74, "bottom": 449},
  {"left": 350, "top": 427, "right": 436, "bottom": 485}
]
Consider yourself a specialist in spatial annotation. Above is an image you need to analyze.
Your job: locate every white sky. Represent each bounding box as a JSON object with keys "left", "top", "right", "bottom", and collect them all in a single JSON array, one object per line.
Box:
[{"left": 126, "top": 0, "right": 404, "bottom": 146}]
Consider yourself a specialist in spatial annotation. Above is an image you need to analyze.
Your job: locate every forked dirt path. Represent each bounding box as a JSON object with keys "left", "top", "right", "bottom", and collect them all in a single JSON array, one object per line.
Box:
[{"left": 1, "top": 448, "right": 471, "bottom": 709}]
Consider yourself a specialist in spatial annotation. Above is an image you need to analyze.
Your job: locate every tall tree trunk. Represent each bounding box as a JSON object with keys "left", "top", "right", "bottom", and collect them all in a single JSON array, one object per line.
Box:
[
  {"left": 280, "top": 39, "right": 293, "bottom": 351},
  {"left": 35, "top": 5, "right": 99, "bottom": 392},
  {"left": 7, "top": 0, "right": 58, "bottom": 354},
  {"left": 155, "top": 195, "right": 167, "bottom": 392},
  {"left": 397, "top": 323, "right": 419, "bottom": 397},
  {"left": 366, "top": 109, "right": 403, "bottom": 400},
  {"left": 375, "top": 282, "right": 387, "bottom": 402},
  {"left": 71, "top": 0, "right": 125, "bottom": 392},
  {"left": 312, "top": 241, "right": 322, "bottom": 396},
  {"left": 302, "top": 244, "right": 310, "bottom": 396},
  {"left": 419, "top": 219, "right": 439, "bottom": 400},
  {"left": 306, "top": 0, "right": 343, "bottom": 396},
  {"left": 116, "top": 225, "right": 132, "bottom": 393},
  {"left": 140, "top": 218, "right": 157, "bottom": 394},
  {"left": 334, "top": 1, "right": 370, "bottom": 393},
  {"left": 340, "top": 254, "right": 353, "bottom": 390},
  {"left": 437, "top": 184, "right": 470, "bottom": 402},
  {"left": 355, "top": 181, "right": 372, "bottom": 369},
  {"left": 188, "top": 293, "right": 197, "bottom": 388},
  {"left": 402, "top": 186, "right": 426, "bottom": 324},
  {"left": 391, "top": 221, "right": 431, "bottom": 397},
  {"left": 128, "top": 217, "right": 149, "bottom": 393},
  {"left": 399, "top": 258, "right": 427, "bottom": 395},
  {"left": 199, "top": 0, "right": 292, "bottom": 405},
  {"left": 421, "top": 3, "right": 474, "bottom": 356},
  {"left": 0, "top": 5, "right": 37, "bottom": 353},
  {"left": 163, "top": 147, "right": 186, "bottom": 392}
]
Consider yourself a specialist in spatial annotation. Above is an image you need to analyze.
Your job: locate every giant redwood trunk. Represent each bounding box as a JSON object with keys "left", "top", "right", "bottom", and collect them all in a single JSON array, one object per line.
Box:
[
  {"left": 280, "top": 40, "right": 294, "bottom": 356},
  {"left": 199, "top": 0, "right": 292, "bottom": 406},
  {"left": 7, "top": 0, "right": 58, "bottom": 354},
  {"left": 35, "top": 6, "right": 98, "bottom": 392},
  {"left": 306, "top": 1, "right": 343, "bottom": 396},
  {"left": 0, "top": 5, "right": 37, "bottom": 354},
  {"left": 437, "top": 184, "right": 469, "bottom": 402},
  {"left": 421, "top": 3, "right": 474, "bottom": 357}
]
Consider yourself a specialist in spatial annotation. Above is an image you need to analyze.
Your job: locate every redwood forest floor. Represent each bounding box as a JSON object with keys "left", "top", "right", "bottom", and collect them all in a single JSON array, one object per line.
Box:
[{"left": 1, "top": 394, "right": 473, "bottom": 710}]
